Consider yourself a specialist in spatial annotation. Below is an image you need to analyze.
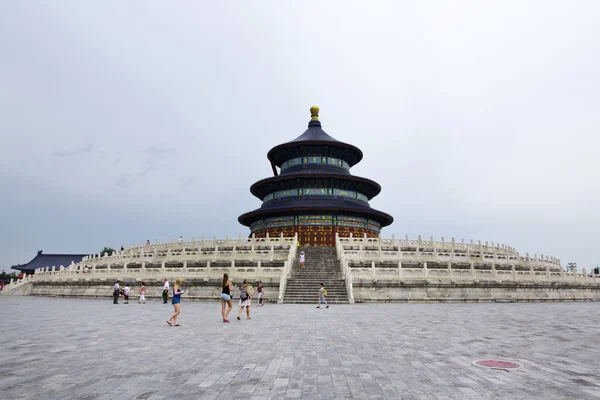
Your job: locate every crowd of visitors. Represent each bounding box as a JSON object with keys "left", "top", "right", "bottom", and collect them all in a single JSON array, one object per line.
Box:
[{"left": 109, "top": 251, "right": 329, "bottom": 325}]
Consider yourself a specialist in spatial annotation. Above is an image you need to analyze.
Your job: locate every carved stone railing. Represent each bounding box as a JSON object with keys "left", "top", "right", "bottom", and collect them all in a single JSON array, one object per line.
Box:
[
  {"left": 2, "top": 234, "right": 297, "bottom": 296},
  {"left": 335, "top": 234, "right": 355, "bottom": 303},
  {"left": 277, "top": 234, "right": 299, "bottom": 304},
  {"left": 337, "top": 234, "right": 600, "bottom": 285}
]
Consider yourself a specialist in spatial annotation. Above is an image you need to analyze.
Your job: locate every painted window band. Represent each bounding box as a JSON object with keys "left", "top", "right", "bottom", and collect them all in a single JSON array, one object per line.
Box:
[
  {"left": 250, "top": 215, "right": 381, "bottom": 233},
  {"left": 280, "top": 156, "right": 350, "bottom": 171},
  {"left": 263, "top": 188, "right": 369, "bottom": 203}
]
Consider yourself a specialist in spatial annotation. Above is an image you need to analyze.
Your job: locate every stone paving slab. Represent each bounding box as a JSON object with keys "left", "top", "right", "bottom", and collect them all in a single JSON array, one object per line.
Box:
[{"left": 1, "top": 296, "right": 600, "bottom": 399}]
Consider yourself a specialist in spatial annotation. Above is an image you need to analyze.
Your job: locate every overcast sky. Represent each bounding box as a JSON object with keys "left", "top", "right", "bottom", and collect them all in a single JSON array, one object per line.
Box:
[{"left": 1, "top": 1, "right": 598, "bottom": 271}]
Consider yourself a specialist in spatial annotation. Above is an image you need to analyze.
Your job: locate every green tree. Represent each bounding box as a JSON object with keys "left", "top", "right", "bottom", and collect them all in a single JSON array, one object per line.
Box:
[
  {"left": 0, "top": 270, "right": 17, "bottom": 280},
  {"left": 100, "top": 247, "right": 116, "bottom": 257}
]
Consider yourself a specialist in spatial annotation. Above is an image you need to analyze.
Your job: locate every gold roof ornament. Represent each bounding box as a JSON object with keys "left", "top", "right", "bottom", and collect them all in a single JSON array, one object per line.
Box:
[{"left": 310, "top": 105, "right": 319, "bottom": 121}]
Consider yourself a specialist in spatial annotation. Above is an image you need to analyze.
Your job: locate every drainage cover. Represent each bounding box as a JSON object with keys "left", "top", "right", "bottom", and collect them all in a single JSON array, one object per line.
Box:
[{"left": 475, "top": 360, "right": 521, "bottom": 369}]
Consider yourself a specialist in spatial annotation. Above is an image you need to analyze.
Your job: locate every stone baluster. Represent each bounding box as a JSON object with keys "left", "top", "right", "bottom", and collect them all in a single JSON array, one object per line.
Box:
[
  {"left": 546, "top": 265, "right": 551, "bottom": 281},
  {"left": 529, "top": 263, "right": 534, "bottom": 281},
  {"left": 398, "top": 261, "right": 403, "bottom": 279},
  {"left": 492, "top": 263, "right": 497, "bottom": 281},
  {"left": 423, "top": 261, "right": 428, "bottom": 279},
  {"left": 371, "top": 261, "right": 376, "bottom": 279},
  {"left": 270, "top": 244, "right": 275, "bottom": 261},
  {"left": 470, "top": 262, "right": 475, "bottom": 280},
  {"left": 257, "top": 260, "right": 262, "bottom": 279}
]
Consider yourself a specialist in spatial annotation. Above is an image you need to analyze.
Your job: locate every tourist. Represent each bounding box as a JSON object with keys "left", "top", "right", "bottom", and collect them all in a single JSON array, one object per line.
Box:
[
  {"left": 138, "top": 282, "right": 146, "bottom": 304},
  {"left": 123, "top": 284, "right": 131, "bottom": 304},
  {"left": 220, "top": 273, "right": 235, "bottom": 323},
  {"left": 316, "top": 283, "right": 329, "bottom": 309},
  {"left": 167, "top": 278, "right": 184, "bottom": 327},
  {"left": 120, "top": 246, "right": 124, "bottom": 251},
  {"left": 113, "top": 280, "right": 120, "bottom": 304},
  {"left": 256, "top": 281, "right": 264, "bottom": 307},
  {"left": 162, "top": 279, "right": 169, "bottom": 304},
  {"left": 146, "top": 239, "right": 151, "bottom": 246},
  {"left": 299, "top": 251, "right": 305, "bottom": 268},
  {"left": 178, "top": 236, "right": 183, "bottom": 244},
  {"left": 236, "top": 279, "right": 252, "bottom": 320}
]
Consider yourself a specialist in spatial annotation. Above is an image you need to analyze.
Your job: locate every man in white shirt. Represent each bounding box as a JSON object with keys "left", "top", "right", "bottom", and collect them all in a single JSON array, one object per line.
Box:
[
  {"left": 113, "top": 280, "right": 120, "bottom": 304},
  {"left": 178, "top": 236, "right": 183, "bottom": 244},
  {"left": 162, "top": 279, "right": 170, "bottom": 304}
]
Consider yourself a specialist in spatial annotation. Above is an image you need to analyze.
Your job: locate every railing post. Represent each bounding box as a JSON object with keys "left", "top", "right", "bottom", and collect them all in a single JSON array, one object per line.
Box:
[
  {"left": 371, "top": 261, "right": 376, "bottom": 279},
  {"left": 398, "top": 261, "right": 403, "bottom": 279},
  {"left": 423, "top": 261, "right": 428, "bottom": 278}
]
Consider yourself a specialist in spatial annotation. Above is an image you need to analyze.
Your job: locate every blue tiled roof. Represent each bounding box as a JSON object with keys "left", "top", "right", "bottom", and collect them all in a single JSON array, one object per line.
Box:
[{"left": 11, "top": 252, "right": 87, "bottom": 272}]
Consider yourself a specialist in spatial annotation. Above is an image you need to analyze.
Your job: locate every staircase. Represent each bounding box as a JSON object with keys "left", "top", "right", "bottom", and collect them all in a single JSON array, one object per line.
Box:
[{"left": 282, "top": 246, "right": 349, "bottom": 304}]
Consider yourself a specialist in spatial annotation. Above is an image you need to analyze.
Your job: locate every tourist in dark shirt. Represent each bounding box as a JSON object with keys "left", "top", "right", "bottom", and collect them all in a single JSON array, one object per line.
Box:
[{"left": 220, "top": 273, "right": 235, "bottom": 323}]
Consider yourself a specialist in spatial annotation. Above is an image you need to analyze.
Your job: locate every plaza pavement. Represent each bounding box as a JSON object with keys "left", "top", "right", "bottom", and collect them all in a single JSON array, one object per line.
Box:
[{"left": 0, "top": 296, "right": 599, "bottom": 400}]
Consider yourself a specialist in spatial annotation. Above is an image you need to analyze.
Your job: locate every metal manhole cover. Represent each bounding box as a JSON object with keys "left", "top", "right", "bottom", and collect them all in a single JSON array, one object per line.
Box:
[{"left": 474, "top": 360, "right": 521, "bottom": 369}]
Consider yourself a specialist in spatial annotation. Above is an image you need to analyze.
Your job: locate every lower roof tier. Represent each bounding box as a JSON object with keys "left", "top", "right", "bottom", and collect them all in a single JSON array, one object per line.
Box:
[
  {"left": 238, "top": 199, "right": 394, "bottom": 228},
  {"left": 250, "top": 173, "right": 382, "bottom": 200}
]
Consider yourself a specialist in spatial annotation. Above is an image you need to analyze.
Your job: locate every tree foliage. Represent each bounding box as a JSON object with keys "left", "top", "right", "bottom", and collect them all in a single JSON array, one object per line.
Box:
[
  {"left": 101, "top": 247, "right": 116, "bottom": 257},
  {"left": 0, "top": 270, "right": 17, "bottom": 280}
]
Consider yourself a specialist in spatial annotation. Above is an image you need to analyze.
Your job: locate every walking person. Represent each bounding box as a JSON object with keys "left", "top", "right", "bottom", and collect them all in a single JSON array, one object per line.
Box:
[
  {"left": 123, "top": 284, "right": 131, "bottom": 304},
  {"left": 162, "top": 279, "right": 169, "bottom": 304},
  {"left": 167, "top": 279, "right": 184, "bottom": 327},
  {"left": 220, "top": 273, "right": 235, "bottom": 323},
  {"left": 138, "top": 282, "right": 146, "bottom": 304},
  {"left": 256, "top": 281, "right": 264, "bottom": 307},
  {"left": 316, "top": 283, "right": 329, "bottom": 308},
  {"left": 236, "top": 279, "right": 252, "bottom": 320},
  {"left": 113, "top": 280, "right": 121, "bottom": 304},
  {"left": 299, "top": 251, "right": 305, "bottom": 268}
]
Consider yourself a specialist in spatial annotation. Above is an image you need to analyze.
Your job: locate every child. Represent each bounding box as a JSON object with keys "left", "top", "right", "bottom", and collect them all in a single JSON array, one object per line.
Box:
[
  {"left": 316, "top": 283, "right": 328, "bottom": 309},
  {"left": 299, "top": 251, "right": 305, "bottom": 268},
  {"left": 138, "top": 282, "right": 146, "bottom": 304},
  {"left": 257, "top": 281, "right": 264, "bottom": 307},
  {"left": 123, "top": 285, "right": 131, "bottom": 304}
]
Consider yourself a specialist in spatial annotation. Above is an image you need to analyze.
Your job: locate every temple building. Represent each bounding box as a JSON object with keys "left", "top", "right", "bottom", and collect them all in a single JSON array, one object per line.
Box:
[
  {"left": 11, "top": 250, "right": 87, "bottom": 276},
  {"left": 239, "top": 106, "right": 393, "bottom": 246}
]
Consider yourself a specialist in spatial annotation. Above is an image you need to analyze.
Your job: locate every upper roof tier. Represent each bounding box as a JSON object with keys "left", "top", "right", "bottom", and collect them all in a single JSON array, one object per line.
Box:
[{"left": 267, "top": 106, "right": 364, "bottom": 167}]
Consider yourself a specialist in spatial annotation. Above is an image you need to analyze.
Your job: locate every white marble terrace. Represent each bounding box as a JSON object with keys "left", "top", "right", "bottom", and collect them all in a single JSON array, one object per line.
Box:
[
  {"left": 336, "top": 234, "right": 600, "bottom": 302},
  {"left": 4, "top": 234, "right": 600, "bottom": 302}
]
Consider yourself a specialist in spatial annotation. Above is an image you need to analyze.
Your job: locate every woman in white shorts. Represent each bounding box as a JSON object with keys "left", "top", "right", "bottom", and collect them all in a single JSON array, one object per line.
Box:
[{"left": 300, "top": 251, "right": 305, "bottom": 268}]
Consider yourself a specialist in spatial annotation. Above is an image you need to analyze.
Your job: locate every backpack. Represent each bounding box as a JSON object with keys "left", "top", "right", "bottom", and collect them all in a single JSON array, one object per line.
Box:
[{"left": 240, "top": 286, "right": 249, "bottom": 301}]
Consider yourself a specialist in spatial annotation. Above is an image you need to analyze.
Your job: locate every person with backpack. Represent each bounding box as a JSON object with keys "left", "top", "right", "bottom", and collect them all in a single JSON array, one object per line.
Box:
[
  {"left": 236, "top": 279, "right": 252, "bottom": 320},
  {"left": 123, "top": 284, "right": 131, "bottom": 304},
  {"left": 316, "top": 283, "right": 329, "bottom": 308}
]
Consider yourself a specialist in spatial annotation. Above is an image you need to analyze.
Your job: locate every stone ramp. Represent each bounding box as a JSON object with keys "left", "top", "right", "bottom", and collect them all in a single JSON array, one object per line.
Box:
[{"left": 283, "top": 246, "right": 349, "bottom": 304}]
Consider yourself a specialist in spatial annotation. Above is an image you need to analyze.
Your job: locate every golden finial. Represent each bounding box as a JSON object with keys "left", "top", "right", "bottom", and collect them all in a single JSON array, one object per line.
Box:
[{"left": 310, "top": 105, "right": 319, "bottom": 120}]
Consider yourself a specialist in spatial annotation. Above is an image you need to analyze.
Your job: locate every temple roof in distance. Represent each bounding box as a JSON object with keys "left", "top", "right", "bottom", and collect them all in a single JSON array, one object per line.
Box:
[
  {"left": 11, "top": 251, "right": 87, "bottom": 272},
  {"left": 267, "top": 106, "right": 363, "bottom": 167}
]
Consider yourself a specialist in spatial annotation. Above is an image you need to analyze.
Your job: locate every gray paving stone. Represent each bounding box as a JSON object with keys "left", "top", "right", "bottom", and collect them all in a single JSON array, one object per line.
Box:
[{"left": 2, "top": 297, "right": 600, "bottom": 399}]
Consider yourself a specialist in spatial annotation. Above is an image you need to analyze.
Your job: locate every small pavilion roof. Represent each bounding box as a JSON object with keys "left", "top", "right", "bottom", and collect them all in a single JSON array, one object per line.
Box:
[{"left": 11, "top": 251, "right": 87, "bottom": 272}]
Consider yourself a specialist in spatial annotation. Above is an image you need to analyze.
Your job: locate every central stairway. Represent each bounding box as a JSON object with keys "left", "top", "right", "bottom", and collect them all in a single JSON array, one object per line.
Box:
[{"left": 282, "top": 246, "right": 349, "bottom": 304}]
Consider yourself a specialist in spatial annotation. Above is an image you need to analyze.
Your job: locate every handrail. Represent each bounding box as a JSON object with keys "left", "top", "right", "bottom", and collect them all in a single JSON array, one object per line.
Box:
[{"left": 278, "top": 233, "right": 298, "bottom": 303}]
